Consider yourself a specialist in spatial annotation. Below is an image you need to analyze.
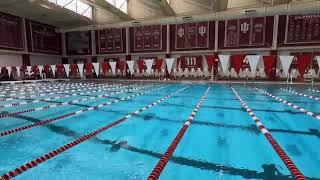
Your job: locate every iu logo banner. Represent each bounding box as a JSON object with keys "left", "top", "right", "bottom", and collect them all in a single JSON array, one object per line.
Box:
[
  {"left": 179, "top": 56, "right": 202, "bottom": 69},
  {"left": 239, "top": 18, "right": 251, "bottom": 46}
]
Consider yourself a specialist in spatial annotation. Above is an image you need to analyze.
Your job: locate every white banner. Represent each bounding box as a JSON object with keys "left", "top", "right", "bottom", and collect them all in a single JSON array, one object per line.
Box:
[
  {"left": 50, "top": 65, "right": 56, "bottom": 77},
  {"left": 109, "top": 62, "right": 117, "bottom": 74},
  {"left": 145, "top": 59, "right": 154, "bottom": 74},
  {"left": 63, "top": 64, "right": 70, "bottom": 77},
  {"left": 126, "top": 61, "right": 134, "bottom": 75},
  {"left": 316, "top": 56, "right": 320, "bottom": 71},
  {"left": 77, "top": 63, "right": 84, "bottom": 78},
  {"left": 218, "top": 55, "right": 230, "bottom": 74},
  {"left": 38, "top": 65, "right": 43, "bottom": 74},
  {"left": 279, "top": 56, "right": 294, "bottom": 77},
  {"left": 16, "top": 66, "right": 21, "bottom": 77},
  {"left": 165, "top": 58, "right": 175, "bottom": 75},
  {"left": 26, "top": 66, "right": 32, "bottom": 77},
  {"left": 6, "top": 67, "right": 12, "bottom": 77},
  {"left": 247, "top": 55, "right": 261, "bottom": 76},
  {"left": 92, "top": 63, "right": 100, "bottom": 77}
]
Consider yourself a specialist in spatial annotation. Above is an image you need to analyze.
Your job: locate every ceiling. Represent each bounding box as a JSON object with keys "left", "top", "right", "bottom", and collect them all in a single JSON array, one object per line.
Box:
[{"left": 0, "top": 0, "right": 314, "bottom": 30}]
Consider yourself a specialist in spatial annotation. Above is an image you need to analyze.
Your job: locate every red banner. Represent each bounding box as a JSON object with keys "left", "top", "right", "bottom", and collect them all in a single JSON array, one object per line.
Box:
[
  {"left": 137, "top": 59, "right": 145, "bottom": 71},
  {"left": 44, "top": 65, "right": 50, "bottom": 75},
  {"left": 238, "top": 18, "right": 251, "bottom": 46},
  {"left": 252, "top": 17, "right": 265, "bottom": 45},
  {"left": 85, "top": 63, "right": 93, "bottom": 74},
  {"left": 296, "top": 55, "right": 312, "bottom": 76},
  {"left": 56, "top": 64, "right": 64, "bottom": 76},
  {"left": 155, "top": 59, "right": 163, "bottom": 71},
  {"left": 101, "top": 62, "right": 109, "bottom": 75},
  {"left": 263, "top": 56, "right": 277, "bottom": 78},
  {"left": 70, "top": 64, "right": 78, "bottom": 76},
  {"left": 205, "top": 55, "right": 215, "bottom": 71},
  {"left": 178, "top": 56, "right": 202, "bottom": 70},
  {"left": 285, "top": 14, "right": 320, "bottom": 44},
  {"left": 32, "top": 66, "right": 38, "bottom": 74},
  {"left": 117, "top": 61, "right": 126, "bottom": 73},
  {"left": 230, "top": 55, "right": 246, "bottom": 74}
]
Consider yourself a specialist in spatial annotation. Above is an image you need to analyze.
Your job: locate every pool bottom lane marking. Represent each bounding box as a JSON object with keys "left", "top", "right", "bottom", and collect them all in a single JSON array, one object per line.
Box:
[
  {"left": 231, "top": 87, "right": 305, "bottom": 180},
  {"left": 148, "top": 86, "right": 211, "bottom": 180},
  {"left": 281, "top": 88, "right": 320, "bottom": 101},
  {"left": 0, "top": 85, "right": 167, "bottom": 137},
  {"left": 0, "top": 84, "right": 152, "bottom": 119},
  {"left": 256, "top": 88, "right": 320, "bottom": 120},
  {"left": 0, "top": 86, "right": 188, "bottom": 180}
]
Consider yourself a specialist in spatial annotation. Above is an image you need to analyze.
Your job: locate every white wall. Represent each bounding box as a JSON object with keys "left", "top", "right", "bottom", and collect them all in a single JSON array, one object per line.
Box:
[
  {"left": 0, "top": 54, "right": 22, "bottom": 67},
  {"left": 30, "top": 55, "right": 61, "bottom": 65}
]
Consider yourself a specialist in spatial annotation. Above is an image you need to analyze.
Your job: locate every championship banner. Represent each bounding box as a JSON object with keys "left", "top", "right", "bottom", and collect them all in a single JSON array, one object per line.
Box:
[
  {"left": 133, "top": 25, "right": 162, "bottom": 51},
  {"left": 263, "top": 56, "right": 277, "bottom": 78},
  {"left": 92, "top": 63, "right": 100, "bottom": 76},
  {"left": 50, "top": 65, "right": 56, "bottom": 77},
  {"left": 247, "top": 55, "right": 261, "bottom": 76},
  {"left": 178, "top": 56, "right": 202, "bottom": 69},
  {"left": 29, "top": 21, "right": 60, "bottom": 54},
  {"left": 77, "top": 64, "right": 84, "bottom": 78},
  {"left": 285, "top": 14, "right": 320, "bottom": 44},
  {"left": 63, "top": 64, "right": 70, "bottom": 77},
  {"left": 109, "top": 62, "right": 116, "bottom": 74},
  {"left": 98, "top": 28, "right": 124, "bottom": 53},
  {"left": 224, "top": 17, "right": 266, "bottom": 47},
  {"left": 66, "top": 31, "right": 91, "bottom": 55},
  {"left": 279, "top": 56, "right": 294, "bottom": 77},
  {"left": 165, "top": 58, "right": 175, "bottom": 75},
  {"left": 126, "top": 61, "right": 134, "bottom": 75},
  {"left": 145, "top": 59, "right": 154, "bottom": 74},
  {"left": 218, "top": 55, "right": 230, "bottom": 74},
  {"left": 0, "top": 12, "right": 24, "bottom": 50}
]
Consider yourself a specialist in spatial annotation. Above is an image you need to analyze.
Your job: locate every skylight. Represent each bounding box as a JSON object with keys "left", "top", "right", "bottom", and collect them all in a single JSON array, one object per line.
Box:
[
  {"left": 105, "top": 0, "right": 128, "bottom": 13},
  {"left": 47, "top": 0, "right": 93, "bottom": 19}
]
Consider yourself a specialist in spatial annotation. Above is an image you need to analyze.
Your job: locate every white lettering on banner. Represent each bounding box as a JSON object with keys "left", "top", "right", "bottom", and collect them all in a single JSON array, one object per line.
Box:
[
  {"left": 199, "top": 26, "right": 207, "bottom": 36},
  {"left": 240, "top": 22, "right": 250, "bottom": 33},
  {"left": 186, "top": 57, "right": 196, "bottom": 66},
  {"left": 178, "top": 27, "right": 184, "bottom": 38},
  {"left": 243, "top": 58, "right": 249, "bottom": 64}
]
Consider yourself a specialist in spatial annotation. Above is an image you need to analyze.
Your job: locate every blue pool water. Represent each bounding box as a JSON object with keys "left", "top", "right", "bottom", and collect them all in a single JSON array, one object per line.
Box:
[{"left": 0, "top": 81, "right": 319, "bottom": 180}]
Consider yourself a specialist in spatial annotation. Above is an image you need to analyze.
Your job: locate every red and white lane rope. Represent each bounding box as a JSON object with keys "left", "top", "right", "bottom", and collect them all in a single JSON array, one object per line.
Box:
[
  {"left": 0, "top": 86, "right": 188, "bottom": 180},
  {"left": 256, "top": 88, "right": 320, "bottom": 120},
  {"left": 308, "top": 89, "right": 320, "bottom": 93},
  {"left": 0, "top": 84, "right": 151, "bottom": 119},
  {"left": 148, "top": 86, "right": 211, "bottom": 180},
  {"left": 281, "top": 88, "right": 320, "bottom": 101},
  {"left": 231, "top": 87, "right": 305, "bottom": 180},
  {"left": 0, "top": 84, "right": 138, "bottom": 109},
  {"left": 0, "top": 85, "right": 166, "bottom": 137},
  {"left": 0, "top": 84, "right": 122, "bottom": 102},
  {"left": 0, "top": 83, "right": 117, "bottom": 97}
]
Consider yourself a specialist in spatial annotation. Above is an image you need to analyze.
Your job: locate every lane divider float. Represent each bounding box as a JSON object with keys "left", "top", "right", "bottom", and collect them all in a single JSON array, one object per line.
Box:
[
  {"left": 0, "top": 86, "right": 188, "bottom": 180},
  {"left": 0, "top": 84, "right": 139, "bottom": 109},
  {"left": 281, "top": 88, "right": 320, "bottom": 101},
  {"left": 256, "top": 88, "right": 320, "bottom": 120},
  {"left": 0, "top": 84, "right": 122, "bottom": 102},
  {"left": 0, "top": 84, "right": 151, "bottom": 119},
  {"left": 0, "top": 85, "right": 167, "bottom": 137},
  {"left": 308, "top": 89, "right": 320, "bottom": 93},
  {"left": 148, "top": 86, "right": 210, "bottom": 180},
  {"left": 231, "top": 87, "right": 305, "bottom": 180}
]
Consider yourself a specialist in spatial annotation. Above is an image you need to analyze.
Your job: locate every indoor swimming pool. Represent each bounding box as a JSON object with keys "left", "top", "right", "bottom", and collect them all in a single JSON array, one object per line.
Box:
[{"left": 0, "top": 81, "right": 319, "bottom": 180}]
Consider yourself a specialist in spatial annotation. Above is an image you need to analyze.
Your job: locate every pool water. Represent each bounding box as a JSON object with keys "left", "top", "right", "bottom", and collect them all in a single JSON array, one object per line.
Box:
[{"left": 0, "top": 81, "right": 319, "bottom": 180}]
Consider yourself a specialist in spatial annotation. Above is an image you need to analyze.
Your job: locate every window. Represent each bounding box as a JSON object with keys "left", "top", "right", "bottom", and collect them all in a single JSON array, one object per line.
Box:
[
  {"left": 47, "top": 0, "right": 93, "bottom": 19},
  {"left": 105, "top": 0, "right": 128, "bottom": 13}
]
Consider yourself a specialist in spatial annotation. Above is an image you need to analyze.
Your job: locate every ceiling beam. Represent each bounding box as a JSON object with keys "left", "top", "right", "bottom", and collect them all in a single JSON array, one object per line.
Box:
[
  {"left": 83, "top": 0, "right": 135, "bottom": 21},
  {"left": 159, "top": 0, "right": 176, "bottom": 16}
]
